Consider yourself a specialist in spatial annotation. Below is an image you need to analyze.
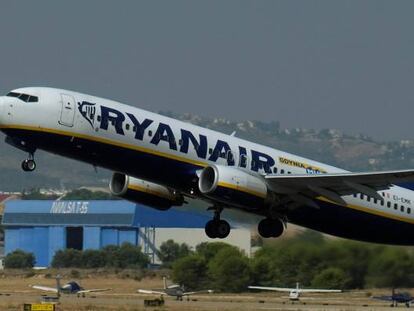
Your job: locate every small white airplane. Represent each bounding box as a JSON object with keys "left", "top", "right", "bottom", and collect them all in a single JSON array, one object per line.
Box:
[
  {"left": 249, "top": 283, "right": 342, "bottom": 301},
  {"left": 2, "top": 87, "right": 414, "bottom": 244},
  {"left": 31, "top": 275, "right": 111, "bottom": 297},
  {"left": 138, "top": 277, "right": 213, "bottom": 301}
]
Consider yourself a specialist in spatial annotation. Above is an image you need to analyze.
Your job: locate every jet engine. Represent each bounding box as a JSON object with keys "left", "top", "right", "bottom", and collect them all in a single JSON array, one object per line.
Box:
[
  {"left": 110, "top": 172, "right": 184, "bottom": 210},
  {"left": 198, "top": 165, "right": 269, "bottom": 209}
]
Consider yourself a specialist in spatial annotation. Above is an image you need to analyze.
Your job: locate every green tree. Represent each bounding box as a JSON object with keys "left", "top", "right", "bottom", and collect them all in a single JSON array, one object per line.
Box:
[
  {"left": 196, "top": 242, "right": 236, "bottom": 262},
  {"left": 311, "top": 267, "right": 348, "bottom": 289},
  {"left": 4, "top": 250, "right": 35, "bottom": 268},
  {"left": 366, "top": 248, "right": 414, "bottom": 288},
  {"left": 158, "top": 240, "right": 191, "bottom": 267},
  {"left": 51, "top": 249, "right": 82, "bottom": 268},
  {"left": 172, "top": 255, "right": 208, "bottom": 290},
  {"left": 117, "top": 243, "right": 149, "bottom": 269},
  {"left": 208, "top": 247, "right": 251, "bottom": 292},
  {"left": 81, "top": 249, "right": 106, "bottom": 268}
]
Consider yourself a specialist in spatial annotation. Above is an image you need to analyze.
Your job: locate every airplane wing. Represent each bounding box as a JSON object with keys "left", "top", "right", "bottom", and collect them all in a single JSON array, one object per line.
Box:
[
  {"left": 265, "top": 169, "right": 414, "bottom": 206},
  {"left": 77, "top": 288, "right": 111, "bottom": 294},
  {"left": 372, "top": 295, "right": 394, "bottom": 301},
  {"left": 298, "top": 289, "right": 342, "bottom": 293},
  {"left": 182, "top": 289, "right": 214, "bottom": 296},
  {"left": 248, "top": 286, "right": 294, "bottom": 292},
  {"left": 137, "top": 289, "right": 166, "bottom": 296},
  {"left": 31, "top": 285, "right": 58, "bottom": 293}
]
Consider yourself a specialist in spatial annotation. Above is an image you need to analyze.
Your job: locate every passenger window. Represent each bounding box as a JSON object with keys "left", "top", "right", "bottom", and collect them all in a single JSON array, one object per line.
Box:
[
  {"left": 401, "top": 205, "right": 405, "bottom": 212},
  {"left": 374, "top": 198, "right": 377, "bottom": 204},
  {"left": 281, "top": 169, "right": 285, "bottom": 174},
  {"left": 148, "top": 130, "right": 152, "bottom": 136},
  {"left": 133, "top": 126, "right": 137, "bottom": 132},
  {"left": 125, "top": 124, "right": 130, "bottom": 130},
  {"left": 273, "top": 167, "right": 278, "bottom": 174},
  {"left": 387, "top": 201, "right": 391, "bottom": 208},
  {"left": 367, "top": 196, "right": 371, "bottom": 202},
  {"left": 380, "top": 200, "right": 384, "bottom": 206},
  {"left": 408, "top": 208, "right": 411, "bottom": 214},
  {"left": 97, "top": 116, "right": 101, "bottom": 122},
  {"left": 360, "top": 194, "right": 364, "bottom": 200},
  {"left": 288, "top": 171, "right": 291, "bottom": 174},
  {"left": 178, "top": 139, "right": 183, "bottom": 146},
  {"left": 394, "top": 203, "right": 398, "bottom": 210},
  {"left": 209, "top": 148, "right": 213, "bottom": 155},
  {"left": 239, "top": 154, "right": 247, "bottom": 167}
]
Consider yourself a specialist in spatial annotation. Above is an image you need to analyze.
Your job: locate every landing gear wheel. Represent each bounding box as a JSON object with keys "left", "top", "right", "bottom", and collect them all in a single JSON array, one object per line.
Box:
[
  {"left": 258, "top": 218, "right": 284, "bottom": 238},
  {"left": 21, "top": 159, "right": 36, "bottom": 172},
  {"left": 205, "top": 220, "right": 218, "bottom": 239},
  {"left": 216, "top": 220, "right": 230, "bottom": 239}
]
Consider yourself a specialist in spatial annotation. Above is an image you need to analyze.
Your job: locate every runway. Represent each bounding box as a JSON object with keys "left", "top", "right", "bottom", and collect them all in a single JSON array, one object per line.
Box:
[{"left": 0, "top": 290, "right": 406, "bottom": 310}]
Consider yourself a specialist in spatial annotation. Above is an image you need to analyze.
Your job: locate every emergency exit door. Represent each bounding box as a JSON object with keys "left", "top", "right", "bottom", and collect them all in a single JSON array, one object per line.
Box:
[{"left": 59, "top": 94, "right": 76, "bottom": 127}]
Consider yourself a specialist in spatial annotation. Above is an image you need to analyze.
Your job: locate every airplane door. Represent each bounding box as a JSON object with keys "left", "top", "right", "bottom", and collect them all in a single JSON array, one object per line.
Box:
[{"left": 59, "top": 94, "right": 76, "bottom": 127}]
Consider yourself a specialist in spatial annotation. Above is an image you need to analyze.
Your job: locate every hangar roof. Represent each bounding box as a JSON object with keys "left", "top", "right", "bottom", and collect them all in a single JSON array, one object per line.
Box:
[{"left": 2, "top": 200, "right": 211, "bottom": 228}]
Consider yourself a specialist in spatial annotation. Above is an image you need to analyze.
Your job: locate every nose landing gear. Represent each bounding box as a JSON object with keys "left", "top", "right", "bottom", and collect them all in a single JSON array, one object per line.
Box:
[
  {"left": 205, "top": 206, "right": 231, "bottom": 239},
  {"left": 21, "top": 153, "right": 36, "bottom": 172}
]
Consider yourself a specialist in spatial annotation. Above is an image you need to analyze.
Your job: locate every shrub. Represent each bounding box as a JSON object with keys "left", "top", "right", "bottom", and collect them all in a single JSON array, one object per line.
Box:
[{"left": 4, "top": 250, "right": 35, "bottom": 268}]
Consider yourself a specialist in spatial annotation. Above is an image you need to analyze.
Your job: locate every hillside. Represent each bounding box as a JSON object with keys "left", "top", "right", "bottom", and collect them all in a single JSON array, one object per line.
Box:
[{"left": 0, "top": 113, "right": 413, "bottom": 191}]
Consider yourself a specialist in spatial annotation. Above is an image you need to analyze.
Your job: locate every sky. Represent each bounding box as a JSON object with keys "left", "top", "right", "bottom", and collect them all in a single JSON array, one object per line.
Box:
[{"left": 1, "top": 1, "right": 414, "bottom": 141}]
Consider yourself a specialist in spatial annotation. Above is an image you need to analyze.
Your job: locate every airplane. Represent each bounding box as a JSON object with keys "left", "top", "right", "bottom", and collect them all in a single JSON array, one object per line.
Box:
[
  {"left": 137, "top": 276, "right": 213, "bottom": 300},
  {"left": 373, "top": 289, "right": 414, "bottom": 308},
  {"left": 31, "top": 275, "right": 111, "bottom": 297},
  {"left": 2, "top": 87, "right": 414, "bottom": 244},
  {"left": 248, "top": 282, "right": 342, "bottom": 301}
]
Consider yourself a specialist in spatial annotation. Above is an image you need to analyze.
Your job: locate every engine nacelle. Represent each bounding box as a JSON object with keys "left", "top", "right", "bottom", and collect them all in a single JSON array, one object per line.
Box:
[
  {"left": 198, "top": 165, "right": 268, "bottom": 209},
  {"left": 110, "top": 173, "right": 184, "bottom": 210}
]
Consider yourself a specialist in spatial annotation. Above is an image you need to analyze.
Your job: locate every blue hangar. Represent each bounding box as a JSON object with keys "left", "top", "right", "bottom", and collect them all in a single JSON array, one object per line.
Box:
[{"left": 2, "top": 200, "right": 211, "bottom": 267}]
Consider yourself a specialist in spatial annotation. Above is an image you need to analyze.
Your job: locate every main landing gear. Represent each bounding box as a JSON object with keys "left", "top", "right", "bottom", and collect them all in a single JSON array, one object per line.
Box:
[
  {"left": 258, "top": 218, "right": 285, "bottom": 238},
  {"left": 205, "top": 206, "right": 231, "bottom": 239},
  {"left": 21, "top": 153, "right": 36, "bottom": 172}
]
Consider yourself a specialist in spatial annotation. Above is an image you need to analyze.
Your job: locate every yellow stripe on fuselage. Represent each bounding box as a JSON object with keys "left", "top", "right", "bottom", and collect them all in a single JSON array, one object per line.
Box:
[
  {"left": 217, "top": 181, "right": 266, "bottom": 199},
  {"left": 317, "top": 196, "right": 414, "bottom": 225},
  {"left": 0, "top": 124, "right": 207, "bottom": 168}
]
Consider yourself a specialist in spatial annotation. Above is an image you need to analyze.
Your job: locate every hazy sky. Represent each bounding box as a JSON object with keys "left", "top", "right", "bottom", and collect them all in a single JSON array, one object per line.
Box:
[{"left": 1, "top": 1, "right": 414, "bottom": 140}]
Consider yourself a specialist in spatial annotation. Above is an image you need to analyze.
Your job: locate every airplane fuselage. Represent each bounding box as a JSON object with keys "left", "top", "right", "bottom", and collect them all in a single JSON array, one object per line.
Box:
[{"left": 1, "top": 87, "right": 414, "bottom": 244}]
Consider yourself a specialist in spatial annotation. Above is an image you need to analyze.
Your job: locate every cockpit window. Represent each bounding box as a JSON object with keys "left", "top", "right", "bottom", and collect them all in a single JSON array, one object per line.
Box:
[
  {"left": 6, "top": 92, "right": 20, "bottom": 98},
  {"left": 6, "top": 92, "right": 38, "bottom": 103},
  {"left": 18, "top": 94, "right": 30, "bottom": 102}
]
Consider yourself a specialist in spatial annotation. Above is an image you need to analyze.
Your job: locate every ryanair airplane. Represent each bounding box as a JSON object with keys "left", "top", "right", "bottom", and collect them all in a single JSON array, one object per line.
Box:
[{"left": 1, "top": 87, "right": 414, "bottom": 244}]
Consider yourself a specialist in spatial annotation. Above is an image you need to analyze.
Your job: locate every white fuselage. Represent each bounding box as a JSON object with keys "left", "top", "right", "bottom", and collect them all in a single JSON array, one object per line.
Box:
[{"left": 1, "top": 87, "right": 414, "bottom": 244}]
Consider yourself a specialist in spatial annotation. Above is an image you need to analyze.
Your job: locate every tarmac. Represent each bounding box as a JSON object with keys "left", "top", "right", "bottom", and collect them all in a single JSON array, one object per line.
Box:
[{"left": 0, "top": 290, "right": 407, "bottom": 310}]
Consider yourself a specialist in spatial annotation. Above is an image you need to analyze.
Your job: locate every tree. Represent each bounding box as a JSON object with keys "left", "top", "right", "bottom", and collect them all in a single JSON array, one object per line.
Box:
[
  {"left": 117, "top": 243, "right": 149, "bottom": 269},
  {"left": 62, "top": 189, "right": 117, "bottom": 200},
  {"left": 82, "top": 249, "right": 106, "bottom": 268},
  {"left": 4, "top": 250, "right": 35, "bottom": 268},
  {"left": 196, "top": 242, "right": 236, "bottom": 261},
  {"left": 51, "top": 249, "right": 82, "bottom": 268},
  {"left": 158, "top": 240, "right": 192, "bottom": 267},
  {"left": 311, "top": 267, "right": 348, "bottom": 289},
  {"left": 208, "top": 247, "right": 251, "bottom": 292},
  {"left": 172, "top": 255, "right": 208, "bottom": 290}
]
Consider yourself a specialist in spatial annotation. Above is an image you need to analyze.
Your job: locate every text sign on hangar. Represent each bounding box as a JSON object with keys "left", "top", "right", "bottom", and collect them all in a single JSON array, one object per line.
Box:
[{"left": 49, "top": 201, "right": 89, "bottom": 214}]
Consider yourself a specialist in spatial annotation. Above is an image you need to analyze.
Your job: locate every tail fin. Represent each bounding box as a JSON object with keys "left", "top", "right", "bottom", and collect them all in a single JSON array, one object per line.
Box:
[
  {"left": 56, "top": 275, "right": 62, "bottom": 297},
  {"left": 163, "top": 276, "right": 167, "bottom": 289}
]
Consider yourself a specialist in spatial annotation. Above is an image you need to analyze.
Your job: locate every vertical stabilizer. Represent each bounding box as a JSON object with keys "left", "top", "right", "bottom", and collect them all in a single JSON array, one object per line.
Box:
[{"left": 56, "top": 274, "right": 62, "bottom": 297}]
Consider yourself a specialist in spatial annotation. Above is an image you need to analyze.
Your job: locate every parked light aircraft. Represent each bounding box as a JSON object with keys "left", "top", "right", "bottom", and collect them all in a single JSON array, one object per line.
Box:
[
  {"left": 2, "top": 87, "right": 414, "bottom": 243},
  {"left": 138, "top": 277, "right": 213, "bottom": 300},
  {"left": 249, "top": 283, "right": 342, "bottom": 301},
  {"left": 373, "top": 289, "right": 414, "bottom": 308},
  {"left": 31, "top": 275, "right": 111, "bottom": 297}
]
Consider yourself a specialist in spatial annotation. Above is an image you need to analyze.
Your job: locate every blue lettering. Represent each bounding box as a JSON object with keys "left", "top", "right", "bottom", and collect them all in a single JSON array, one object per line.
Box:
[
  {"left": 180, "top": 129, "right": 207, "bottom": 158},
  {"left": 126, "top": 113, "right": 153, "bottom": 140},
  {"left": 209, "top": 140, "right": 234, "bottom": 165},
  {"left": 150, "top": 123, "right": 177, "bottom": 150},
  {"left": 100, "top": 106, "right": 125, "bottom": 135},
  {"left": 251, "top": 150, "right": 274, "bottom": 173}
]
